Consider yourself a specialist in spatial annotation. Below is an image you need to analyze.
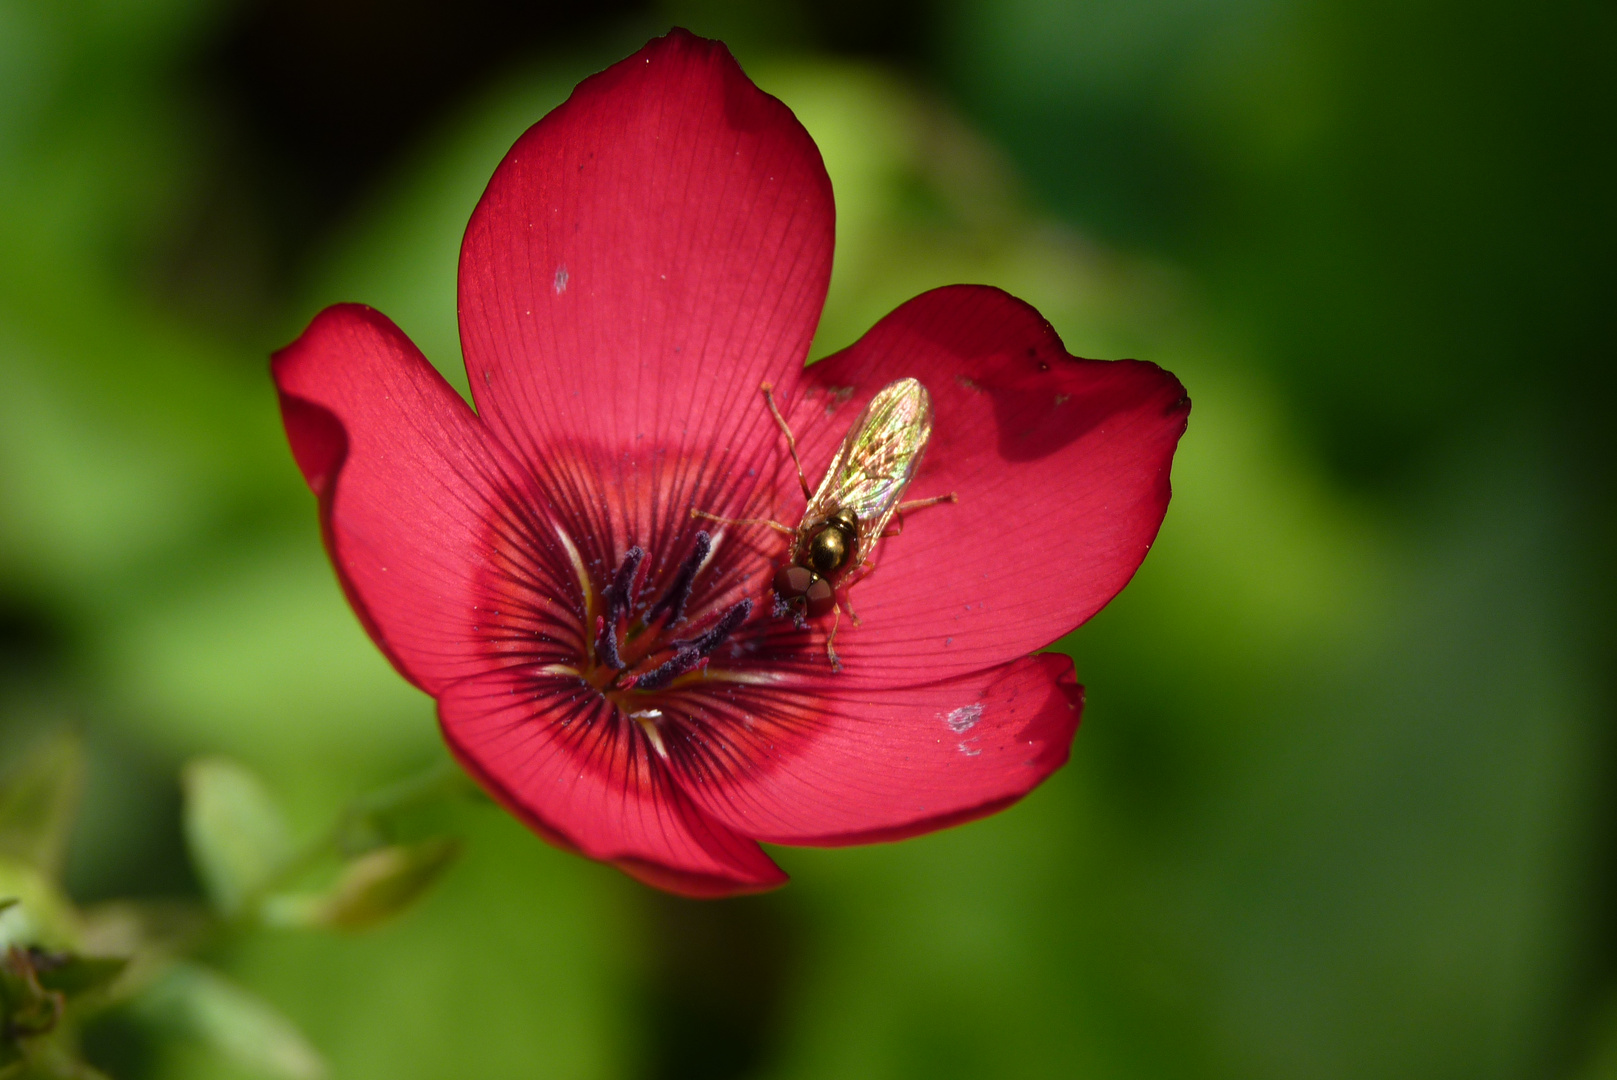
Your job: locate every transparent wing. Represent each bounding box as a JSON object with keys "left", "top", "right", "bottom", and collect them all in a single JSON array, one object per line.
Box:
[{"left": 800, "top": 378, "right": 933, "bottom": 557}]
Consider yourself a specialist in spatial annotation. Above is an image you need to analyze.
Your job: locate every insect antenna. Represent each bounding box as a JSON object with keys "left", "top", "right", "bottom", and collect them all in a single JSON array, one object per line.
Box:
[{"left": 760, "top": 381, "right": 813, "bottom": 500}]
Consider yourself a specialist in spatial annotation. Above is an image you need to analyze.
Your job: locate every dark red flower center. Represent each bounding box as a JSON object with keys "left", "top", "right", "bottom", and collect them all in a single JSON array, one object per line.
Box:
[
  {"left": 472, "top": 467, "right": 811, "bottom": 767},
  {"left": 584, "top": 533, "right": 754, "bottom": 695}
]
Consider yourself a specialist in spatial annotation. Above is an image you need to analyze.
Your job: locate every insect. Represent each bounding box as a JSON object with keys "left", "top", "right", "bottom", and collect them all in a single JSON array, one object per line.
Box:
[{"left": 694, "top": 378, "right": 956, "bottom": 668}]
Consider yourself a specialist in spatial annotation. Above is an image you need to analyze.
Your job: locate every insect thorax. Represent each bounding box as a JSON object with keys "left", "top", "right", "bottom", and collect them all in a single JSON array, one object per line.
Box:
[{"left": 795, "top": 510, "right": 859, "bottom": 579}]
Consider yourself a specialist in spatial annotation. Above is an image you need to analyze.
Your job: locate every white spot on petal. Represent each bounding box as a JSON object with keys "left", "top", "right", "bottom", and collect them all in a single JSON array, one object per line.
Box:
[
  {"left": 945, "top": 704, "right": 983, "bottom": 735},
  {"left": 554, "top": 266, "right": 569, "bottom": 294}
]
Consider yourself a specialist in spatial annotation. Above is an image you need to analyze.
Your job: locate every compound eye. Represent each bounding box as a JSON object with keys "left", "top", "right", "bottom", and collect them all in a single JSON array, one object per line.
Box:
[
  {"left": 804, "top": 576, "right": 836, "bottom": 618},
  {"left": 774, "top": 564, "right": 817, "bottom": 600},
  {"left": 808, "top": 526, "right": 848, "bottom": 576}
]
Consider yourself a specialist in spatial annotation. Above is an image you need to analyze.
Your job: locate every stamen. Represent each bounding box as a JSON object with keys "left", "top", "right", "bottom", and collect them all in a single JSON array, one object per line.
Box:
[
  {"left": 597, "top": 546, "right": 643, "bottom": 670},
  {"left": 671, "top": 598, "right": 754, "bottom": 655},
  {"left": 630, "top": 598, "right": 752, "bottom": 691},
  {"left": 626, "top": 649, "right": 701, "bottom": 692},
  {"left": 604, "top": 546, "right": 644, "bottom": 616},
  {"left": 645, "top": 531, "right": 711, "bottom": 625}
]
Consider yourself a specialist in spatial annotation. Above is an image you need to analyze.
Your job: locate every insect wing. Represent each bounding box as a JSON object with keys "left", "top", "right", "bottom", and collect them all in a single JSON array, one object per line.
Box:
[{"left": 802, "top": 378, "right": 934, "bottom": 557}]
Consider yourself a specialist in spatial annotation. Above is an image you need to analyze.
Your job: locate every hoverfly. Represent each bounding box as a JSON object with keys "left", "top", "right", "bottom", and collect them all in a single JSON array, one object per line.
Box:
[{"left": 694, "top": 377, "right": 956, "bottom": 668}]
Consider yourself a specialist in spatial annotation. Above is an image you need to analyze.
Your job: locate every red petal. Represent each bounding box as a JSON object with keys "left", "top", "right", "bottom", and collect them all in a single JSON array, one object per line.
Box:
[
  {"left": 272, "top": 304, "right": 526, "bottom": 695},
  {"left": 459, "top": 30, "right": 834, "bottom": 481},
  {"left": 779, "top": 285, "right": 1189, "bottom": 684},
  {"left": 660, "top": 653, "right": 1081, "bottom": 844},
  {"left": 438, "top": 671, "right": 787, "bottom": 897}
]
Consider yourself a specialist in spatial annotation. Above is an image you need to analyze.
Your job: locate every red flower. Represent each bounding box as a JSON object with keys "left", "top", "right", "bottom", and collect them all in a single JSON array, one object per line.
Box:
[{"left": 271, "top": 31, "right": 1188, "bottom": 897}]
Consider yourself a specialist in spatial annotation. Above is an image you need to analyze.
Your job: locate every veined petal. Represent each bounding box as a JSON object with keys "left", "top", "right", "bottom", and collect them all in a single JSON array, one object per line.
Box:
[
  {"left": 438, "top": 670, "right": 787, "bottom": 897},
  {"left": 772, "top": 285, "right": 1189, "bottom": 684},
  {"left": 657, "top": 653, "right": 1081, "bottom": 844},
  {"left": 271, "top": 304, "right": 531, "bottom": 695},
  {"left": 459, "top": 30, "right": 834, "bottom": 487}
]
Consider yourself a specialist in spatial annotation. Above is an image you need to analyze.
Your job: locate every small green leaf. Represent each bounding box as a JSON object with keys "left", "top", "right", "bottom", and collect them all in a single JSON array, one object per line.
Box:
[
  {"left": 264, "top": 838, "right": 460, "bottom": 932},
  {"left": 133, "top": 962, "right": 325, "bottom": 1080},
  {"left": 0, "top": 859, "right": 80, "bottom": 950},
  {"left": 318, "top": 838, "right": 460, "bottom": 931},
  {"left": 33, "top": 955, "right": 127, "bottom": 999},
  {"left": 0, "top": 733, "right": 85, "bottom": 881},
  {"left": 180, "top": 758, "right": 293, "bottom": 917}
]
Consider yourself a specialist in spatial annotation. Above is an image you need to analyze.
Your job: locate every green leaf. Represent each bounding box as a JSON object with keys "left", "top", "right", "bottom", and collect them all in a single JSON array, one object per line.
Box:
[
  {"left": 0, "top": 858, "right": 80, "bottom": 950},
  {"left": 14, "top": 1040, "right": 114, "bottom": 1080},
  {"left": 0, "top": 733, "right": 85, "bottom": 881},
  {"left": 133, "top": 962, "right": 325, "bottom": 1080},
  {"left": 33, "top": 955, "right": 127, "bottom": 999},
  {"left": 180, "top": 758, "right": 293, "bottom": 917},
  {"left": 265, "top": 838, "right": 460, "bottom": 932}
]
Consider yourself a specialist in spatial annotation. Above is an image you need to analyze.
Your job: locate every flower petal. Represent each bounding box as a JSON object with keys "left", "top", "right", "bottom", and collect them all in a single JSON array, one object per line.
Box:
[
  {"left": 776, "top": 285, "right": 1189, "bottom": 684},
  {"left": 459, "top": 30, "right": 834, "bottom": 485},
  {"left": 658, "top": 653, "right": 1081, "bottom": 844},
  {"left": 438, "top": 671, "right": 788, "bottom": 897},
  {"left": 272, "top": 304, "right": 525, "bottom": 695}
]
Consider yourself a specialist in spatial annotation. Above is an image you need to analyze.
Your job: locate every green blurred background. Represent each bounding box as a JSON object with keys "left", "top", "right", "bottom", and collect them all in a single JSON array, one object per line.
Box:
[{"left": 0, "top": 0, "right": 1612, "bottom": 1077}]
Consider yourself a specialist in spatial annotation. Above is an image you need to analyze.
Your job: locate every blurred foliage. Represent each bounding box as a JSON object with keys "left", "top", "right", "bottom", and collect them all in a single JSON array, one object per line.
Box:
[
  {"left": 0, "top": 0, "right": 1610, "bottom": 1079},
  {"left": 0, "top": 728, "right": 462, "bottom": 1079},
  {"left": 181, "top": 758, "right": 293, "bottom": 918}
]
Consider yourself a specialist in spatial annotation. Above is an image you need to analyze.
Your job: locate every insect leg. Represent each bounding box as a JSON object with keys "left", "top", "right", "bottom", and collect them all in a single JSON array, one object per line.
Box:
[
  {"left": 883, "top": 491, "right": 959, "bottom": 538},
  {"left": 837, "top": 563, "right": 878, "bottom": 626},
  {"left": 760, "top": 381, "right": 813, "bottom": 500},
  {"left": 825, "top": 604, "right": 843, "bottom": 671},
  {"left": 689, "top": 508, "right": 793, "bottom": 535},
  {"left": 897, "top": 491, "right": 958, "bottom": 513}
]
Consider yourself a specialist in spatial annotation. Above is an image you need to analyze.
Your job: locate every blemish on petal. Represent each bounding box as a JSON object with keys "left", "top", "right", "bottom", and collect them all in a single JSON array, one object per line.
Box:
[
  {"left": 945, "top": 703, "right": 983, "bottom": 734},
  {"left": 554, "top": 266, "right": 569, "bottom": 294}
]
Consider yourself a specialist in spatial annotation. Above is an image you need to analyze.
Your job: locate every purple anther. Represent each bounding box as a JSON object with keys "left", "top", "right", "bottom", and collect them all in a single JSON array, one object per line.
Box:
[
  {"left": 630, "top": 648, "right": 701, "bottom": 692},
  {"left": 646, "top": 531, "right": 710, "bottom": 625},
  {"left": 671, "top": 598, "right": 753, "bottom": 656},
  {"left": 604, "top": 546, "right": 644, "bottom": 618},
  {"left": 634, "top": 598, "right": 752, "bottom": 691},
  {"left": 597, "top": 546, "right": 643, "bottom": 670}
]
